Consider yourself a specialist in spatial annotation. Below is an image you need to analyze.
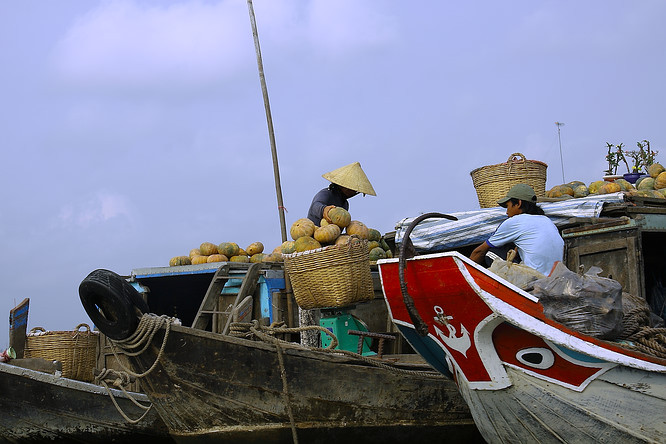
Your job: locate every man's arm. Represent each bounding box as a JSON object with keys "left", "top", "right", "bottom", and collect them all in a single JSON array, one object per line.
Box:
[{"left": 470, "top": 241, "right": 491, "bottom": 265}]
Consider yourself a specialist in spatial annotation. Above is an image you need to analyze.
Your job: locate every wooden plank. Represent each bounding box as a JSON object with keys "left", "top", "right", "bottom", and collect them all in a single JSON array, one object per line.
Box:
[
  {"left": 222, "top": 263, "right": 260, "bottom": 335},
  {"left": 9, "top": 298, "right": 29, "bottom": 358},
  {"left": 192, "top": 264, "right": 231, "bottom": 330}
]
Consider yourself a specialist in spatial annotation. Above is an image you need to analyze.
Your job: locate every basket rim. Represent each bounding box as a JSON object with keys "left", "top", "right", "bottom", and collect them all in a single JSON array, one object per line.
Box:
[
  {"left": 470, "top": 157, "right": 548, "bottom": 176},
  {"left": 284, "top": 238, "right": 366, "bottom": 259}
]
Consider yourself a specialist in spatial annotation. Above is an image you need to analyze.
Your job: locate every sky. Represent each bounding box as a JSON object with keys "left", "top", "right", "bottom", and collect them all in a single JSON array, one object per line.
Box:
[{"left": 2, "top": 0, "right": 666, "bottom": 348}]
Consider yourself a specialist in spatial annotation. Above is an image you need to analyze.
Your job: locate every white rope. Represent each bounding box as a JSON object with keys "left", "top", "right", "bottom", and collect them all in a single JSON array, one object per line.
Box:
[{"left": 108, "top": 314, "right": 175, "bottom": 379}]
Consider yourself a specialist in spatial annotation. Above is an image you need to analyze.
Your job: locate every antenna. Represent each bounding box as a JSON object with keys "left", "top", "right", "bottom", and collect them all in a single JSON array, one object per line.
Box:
[{"left": 555, "top": 122, "right": 565, "bottom": 183}]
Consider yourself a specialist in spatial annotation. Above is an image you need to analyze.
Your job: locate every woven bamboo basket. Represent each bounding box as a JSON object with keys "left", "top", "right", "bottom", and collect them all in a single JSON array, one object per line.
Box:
[
  {"left": 470, "top": 152, "right": 548, "bottom": 208},
  {"left": 24, "top": 323, "right": 98, "bottom": 382},
  {"left": 284, "top": 238, "right": 375, "bottom": 310}
]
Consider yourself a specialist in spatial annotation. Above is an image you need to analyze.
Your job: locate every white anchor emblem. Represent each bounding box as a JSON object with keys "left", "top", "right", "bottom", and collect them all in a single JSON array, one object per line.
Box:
[{"left": 433, "top": 306, "right": 471, "bottom": 357}]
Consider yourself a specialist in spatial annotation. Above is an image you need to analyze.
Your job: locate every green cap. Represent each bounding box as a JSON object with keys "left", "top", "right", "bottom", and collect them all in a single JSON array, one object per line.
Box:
[{"left": 497, "top": 183, "right": 537, "bottom": 207}]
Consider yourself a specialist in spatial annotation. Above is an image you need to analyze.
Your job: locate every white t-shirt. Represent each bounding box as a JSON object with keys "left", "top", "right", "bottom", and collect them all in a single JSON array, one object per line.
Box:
[{"left": 487, "top": 213, "right": 564, "bottom": 275}]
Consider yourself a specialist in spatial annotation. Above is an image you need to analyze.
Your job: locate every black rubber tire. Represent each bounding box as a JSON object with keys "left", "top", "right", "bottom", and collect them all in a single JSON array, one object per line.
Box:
[{"left": 79, "top": 269, "right": 142, "bottom": 340}]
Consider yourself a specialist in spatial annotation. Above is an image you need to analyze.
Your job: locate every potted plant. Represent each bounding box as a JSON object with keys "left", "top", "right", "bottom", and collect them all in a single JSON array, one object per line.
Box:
[{"left": 622, "top": 140, "right": 658, "bottom": 183}]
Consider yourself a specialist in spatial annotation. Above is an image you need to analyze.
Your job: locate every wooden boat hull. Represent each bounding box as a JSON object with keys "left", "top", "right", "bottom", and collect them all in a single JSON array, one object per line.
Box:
[
  {"left": 0, "top": 361, "right": 171, "bottom": 443},
  {"left": 123, "top": 323, "right": 481, "bottom": 443},
  {"left": 378, "top": 252, "right": 666, "bottom": 444}
]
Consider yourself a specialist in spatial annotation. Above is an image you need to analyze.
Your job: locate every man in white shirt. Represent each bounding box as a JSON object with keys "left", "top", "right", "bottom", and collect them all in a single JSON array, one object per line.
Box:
[{"left": 470, "top": 184, "right": 564, "bottom": 275}]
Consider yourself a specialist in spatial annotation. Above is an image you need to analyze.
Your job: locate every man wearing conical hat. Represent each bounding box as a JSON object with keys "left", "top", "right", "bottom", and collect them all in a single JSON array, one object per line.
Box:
[{"left": 307, "top": 162, "right": 376, "bottom": 226}]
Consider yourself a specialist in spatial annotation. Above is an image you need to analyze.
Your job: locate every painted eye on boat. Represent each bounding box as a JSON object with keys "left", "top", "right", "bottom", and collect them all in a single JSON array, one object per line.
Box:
[{"left": 516, "top": 347, "right": 555, "bottom": 370}]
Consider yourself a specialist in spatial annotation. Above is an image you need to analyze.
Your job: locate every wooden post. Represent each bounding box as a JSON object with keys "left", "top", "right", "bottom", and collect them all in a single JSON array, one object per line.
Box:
[
  {"left": 9, "top": 298, "right": 29, "bottom": 358},
  {"left": 246, "top": 0, "right": 288, "bottom": 243}
]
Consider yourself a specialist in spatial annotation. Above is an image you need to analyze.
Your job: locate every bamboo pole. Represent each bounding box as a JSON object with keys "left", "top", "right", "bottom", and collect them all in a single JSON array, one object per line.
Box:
[
  {"left": 246, "top": 0, "right": 288, "bottom": 243},
  {"left": 246, "top": 1, "right": 295, "bottom": 334}
]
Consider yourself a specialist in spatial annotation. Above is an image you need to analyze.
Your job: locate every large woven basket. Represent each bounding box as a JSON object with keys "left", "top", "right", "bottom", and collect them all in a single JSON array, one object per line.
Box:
[
  {"left": 470, "top": 152, "right": 548, "bottom": 208},
  {"left": 24, "top": 323, "right": 98, "bottom": 382},
  {"left": 284, "top": 238, "right": 375, "bottom": 309}
]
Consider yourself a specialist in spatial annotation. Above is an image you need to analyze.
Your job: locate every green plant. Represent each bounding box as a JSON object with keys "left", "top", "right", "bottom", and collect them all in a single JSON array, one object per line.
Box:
[
  {"left": 624, "top": 140, "right": 658, "bottom": 173},
  {"left": 604, "top": 140, "right": 659, "bottom": 175},
  {"left": 604, "top": 142, "right": 626, "bottom": 176}
]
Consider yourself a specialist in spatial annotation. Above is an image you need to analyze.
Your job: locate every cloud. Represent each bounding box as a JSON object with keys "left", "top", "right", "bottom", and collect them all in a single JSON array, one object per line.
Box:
[
  {"left": 51, "top": 0, "right": 253, "bottom": 91},
  {"left": 50, "top": 0, "right": 398, "bottom": 93},
  {"left": 58, "top": 191, "right": 133, "bottom": 228}
]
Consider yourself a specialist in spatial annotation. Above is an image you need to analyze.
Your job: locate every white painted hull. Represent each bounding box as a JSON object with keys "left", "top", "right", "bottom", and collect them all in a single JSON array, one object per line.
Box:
[{"left": 458, "top": 366, "right": 666, "bottom": 443}]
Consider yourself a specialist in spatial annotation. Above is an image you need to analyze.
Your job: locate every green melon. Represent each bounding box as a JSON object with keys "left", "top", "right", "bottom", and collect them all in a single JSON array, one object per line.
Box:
[
  {"left": 369, "top": 247, "right": 386, "bottom": 261},
  {"left": 218, "top": 242, "right": 240, "bottom": 257}
]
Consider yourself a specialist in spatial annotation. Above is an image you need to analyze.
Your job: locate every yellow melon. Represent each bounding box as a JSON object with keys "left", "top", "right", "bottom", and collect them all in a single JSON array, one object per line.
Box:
[
  {"left": 218, "top": 242, "right": 240, "bottom": 258},
  {"left": 367, "top": 240, "right": 380, "bottom": 252},
  {"left": 294, "top": 236, "right": 321, "bottom": 252},
  {"left": 169, "top": 256, "right": 191, "bottom": 267},
  {"left": 655, "top": 171, "right": 666, "bottom": 189},
  {"left": 230, "top": 255, "right": 250, "bottom": 263},
  {"left": 328, "top": 207, "right": 351, "bottom": 228},
  {"left": 263, "top": 253, "right": 283, "bottom": 263},
  {"left": 191, "top": 255, "right": 209, "bottom": 265},
  {"left": 588, "top": 180, "right": 606, "bottom": 194},
  {"left": 314, "top": 224, "right": 341, "bottom": 244},
  {"left": 598, "top": 182, "right": 621, "bottom": 194},
  {"left": 207, "top": 254, "right": 228, "bottom": 263},
  {"left": 335, "top": 235, "right": 351, "bottom": 246},
  {"left": 290, "top": 218, "right": 316, "bottom": 240},
  {"left": 189, "top": 248, "right": 201, "bottom": 259},
  {"left": 281, "top": 241, "right": 296, "bottom": 254},
  {"left": 573, "top": 185, "right": 589, "bottom": 198},
  {"left": 250, "top": 253, "right": 267, "bottom": 263},
  {"left": 246, "top": 242, "right": 264, "bottom": 255},
  {"left": 649, "top": 163, "right": 665, "bottom": 178},
  {"left": 346, "top": 220, "right": 369, "bottom": 239},
  {"left": 199, "top": 242, "right": 218, "bottom": 256}
]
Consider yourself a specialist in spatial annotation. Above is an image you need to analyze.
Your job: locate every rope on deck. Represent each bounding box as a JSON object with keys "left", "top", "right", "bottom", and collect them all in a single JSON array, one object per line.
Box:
[
  {"left": 619, "top": 306, "right": 666, "bottom": 359},
  {"left": 95, "top": 368, "right": 153, "bottom": 424},
  {"left": 238, "top": 320, "right": 446, "bottom": 379}
]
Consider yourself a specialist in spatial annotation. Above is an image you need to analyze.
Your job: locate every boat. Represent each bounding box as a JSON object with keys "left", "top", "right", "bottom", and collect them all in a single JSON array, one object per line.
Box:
[
  {"left": 0, "top": 359, "right": 172, "bottom": 443},
  {"left": 77, "top": 262, "right": 482, "bottom": 443},
  {"left": 378, "top": 193, "right": 666, "bottom": 443}
]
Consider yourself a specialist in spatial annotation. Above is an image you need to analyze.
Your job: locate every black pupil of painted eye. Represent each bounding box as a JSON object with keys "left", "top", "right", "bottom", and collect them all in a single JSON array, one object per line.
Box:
[{"left": 522, "top": 353, "right": 543, "bottom": 364}]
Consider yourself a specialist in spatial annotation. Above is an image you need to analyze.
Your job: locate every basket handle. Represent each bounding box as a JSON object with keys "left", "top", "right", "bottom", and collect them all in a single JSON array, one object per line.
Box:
[
  {"left": 74, "top": 323, "right": 91, "bottom": 332},
  {"left": 29, "top": 327, "right": 46, "bottom": 334},
  {"left": 507, "top": 153, "right": 526, "bottom": 163}
]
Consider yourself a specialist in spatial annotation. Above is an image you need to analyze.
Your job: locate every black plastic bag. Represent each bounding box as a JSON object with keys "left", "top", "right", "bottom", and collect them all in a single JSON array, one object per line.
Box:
[{"left": 530, "top": 262, "right": 623, "bottom": 340}]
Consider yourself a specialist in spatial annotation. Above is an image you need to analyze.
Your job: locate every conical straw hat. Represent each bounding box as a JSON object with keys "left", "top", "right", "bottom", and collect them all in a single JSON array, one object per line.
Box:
[{"left": 322, "top": 162, "right": 376, "bottom": 196}]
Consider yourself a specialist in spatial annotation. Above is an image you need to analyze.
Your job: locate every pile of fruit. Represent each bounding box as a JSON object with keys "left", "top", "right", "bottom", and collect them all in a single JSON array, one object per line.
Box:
[
  {"left": 169, "top": 241, "right": 283, "bottom": 267},
  {"left": 546, "top": 163, "right": 666, "bottom": 199},
  {"left": 282, "top": 207, "right": 393, "bottom": 262},
  {"left": 168, "top": 207, "right": 393, "bottom": 267}
]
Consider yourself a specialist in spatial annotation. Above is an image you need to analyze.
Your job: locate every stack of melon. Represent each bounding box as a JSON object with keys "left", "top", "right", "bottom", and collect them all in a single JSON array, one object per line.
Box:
[
  {"left": 281, "top": 207, "right": 393, "bottom": 262},
  {"left": 169, "top": 240, "right": 283, "bottom": 267},
  {"left": 545, "top": 163, "right": 666, "bottom": 200}
]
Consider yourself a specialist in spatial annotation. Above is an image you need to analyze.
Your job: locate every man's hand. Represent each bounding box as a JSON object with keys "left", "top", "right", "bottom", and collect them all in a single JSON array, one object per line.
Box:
[{"left": 322, "top": 205, "right": 335, "bottom": 223}]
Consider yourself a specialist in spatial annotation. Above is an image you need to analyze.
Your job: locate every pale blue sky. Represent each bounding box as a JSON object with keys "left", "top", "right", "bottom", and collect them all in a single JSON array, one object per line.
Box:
[{"left": 2, "top": 0, "right": 665, "bottom": 346}]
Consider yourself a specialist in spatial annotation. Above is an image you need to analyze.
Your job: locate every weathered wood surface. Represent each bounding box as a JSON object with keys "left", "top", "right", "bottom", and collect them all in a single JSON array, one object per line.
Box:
[
  {"left": 0, "top": 361, "right": 173, "bottom": 443},
  {"left": 460, "top": 366, "right": 666, "bottom": 444},
  {"left": 128, "top": 323, "right": 481, "bottom": 444}
]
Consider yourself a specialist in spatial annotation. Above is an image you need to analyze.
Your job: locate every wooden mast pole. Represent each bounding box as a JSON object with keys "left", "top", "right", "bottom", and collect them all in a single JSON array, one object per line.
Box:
[
  {"left": 246, "top": 0, "right": 288, "bottom": 243},
  {"left": 246, "top": 1, "right": 296, "bottom": 336}
]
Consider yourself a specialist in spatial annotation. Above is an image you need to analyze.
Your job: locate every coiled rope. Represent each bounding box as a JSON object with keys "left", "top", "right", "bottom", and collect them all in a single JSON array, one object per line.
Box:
[
  {"left": 618, "top": 306, "right": 666, "bottom": 359},
  {"left": 109, "top": 314, "right": 175, "bottom": 379},
  {"left": 99, "top": 314, "right": 176, "bottom": 423}
]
